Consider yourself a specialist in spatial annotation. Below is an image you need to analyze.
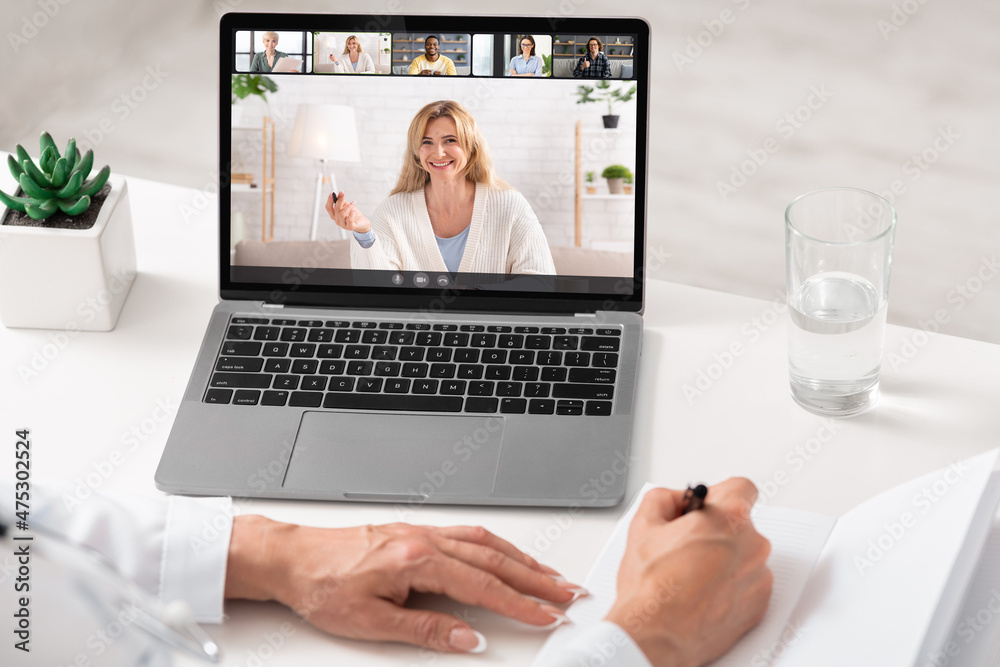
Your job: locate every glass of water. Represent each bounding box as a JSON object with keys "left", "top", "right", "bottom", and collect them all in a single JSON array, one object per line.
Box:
[{"left": 785, "top": 188, "right": 897, "bottom": 416}]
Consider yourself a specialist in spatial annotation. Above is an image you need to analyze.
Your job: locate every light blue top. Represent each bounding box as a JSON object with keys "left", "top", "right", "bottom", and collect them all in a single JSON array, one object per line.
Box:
[
  {"left": 353, "top": 225, "right": 470, "bottom": 273},
  {"left": 508, "top": 54, "right": 544, "bottom": 76},
  {"left": 351, "top": 59, "right": 358, "bottom": 71}
]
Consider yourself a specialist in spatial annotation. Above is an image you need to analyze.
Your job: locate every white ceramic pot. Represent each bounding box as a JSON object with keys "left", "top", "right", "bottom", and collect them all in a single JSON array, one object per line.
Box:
[
  {"left": 0, "top": 173, "right": 136, "bottom": 331},
  {"left": 606, "top": 177, "right": 625, "bottom": 195}
]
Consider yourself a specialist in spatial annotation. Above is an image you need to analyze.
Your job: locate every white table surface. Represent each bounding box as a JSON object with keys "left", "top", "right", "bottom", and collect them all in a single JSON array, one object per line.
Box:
[{"left": 3, "top": 175, "right": 999, "bottom": 665}]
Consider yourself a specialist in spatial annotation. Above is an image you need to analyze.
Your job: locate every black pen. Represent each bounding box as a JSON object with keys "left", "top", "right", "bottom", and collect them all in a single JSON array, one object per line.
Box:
[{"left": 681, "top": 484, "right": 708, "bottom": 515}]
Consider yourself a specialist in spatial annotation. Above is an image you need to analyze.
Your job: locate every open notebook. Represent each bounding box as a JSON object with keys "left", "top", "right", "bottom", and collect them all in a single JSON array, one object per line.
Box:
[{"left": 535, "top": 449, "right": 1000, "bottom": 667}]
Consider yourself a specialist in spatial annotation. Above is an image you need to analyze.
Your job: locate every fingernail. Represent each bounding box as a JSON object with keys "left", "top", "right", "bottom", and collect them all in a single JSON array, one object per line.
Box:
[
  {"left": 555, "top": 580, "right": 590, "bottom": 601},
  {"left": 538, "top": 604, "right": 571, "bottom": 630},
  {"left": 448, "top": 627, "right": 487, "bottom": 653}
]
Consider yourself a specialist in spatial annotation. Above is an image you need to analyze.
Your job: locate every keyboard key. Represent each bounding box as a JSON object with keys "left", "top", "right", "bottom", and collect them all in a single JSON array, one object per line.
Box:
[
  {"left": 323, "top": 393, "right": 462, "bottom": 412},
  {"left": 405, "top": 323, "right": 431, "bottom": 330},
  {"left": 328, "top": 377, "right": 355, "bottom": 392},
  {"left": 290, "top": 343, "right": 317, "bottom": 358},
  {"left": 581, "top": 336, "right": 620, "bottom": 352},
  {"left": 353, "top": 321, "right": 378, "bottom": 329},
  {"left": 569, "top": 368, "right": 617, "bottom": 384},
  {"left": 468, "top": 381, "right": 494, "bottom": 396},
  {"left": 537, "top": 351, "right": 563, "bottom": 366},
  {"left": 553, "top": 384, "right": 614, "bottom": 400},
  {"left": 441, "top": 380, "right": 467, "bottom": 395},
  {"left": 416, "top": 332, "right": 442, "bottom": 346},
  {"left": 211, "top": 372, "right": 271, "bottom": 389},
  {"left": 317, "top": 344, "right": 344, "bottom": 359},
  {"left": 334, "top": 329, "right": 361, "bottom": 343},
  {"left": 280, "top": 328, "right": 307, "bottom": 342},
  {"left": 413, "top": 379, "right": 440, "bottom": 394},
  {"left": 233, "top": 390, "right": 261, "bottom": 405},
  {"left": 347, "top": 361, "right": 373, "bottom": 376},
  {"left": 568, "top": 327, "right": 593, "bottom": 335},
  {"left": 500, "top": 398, "right": 527, "bottom": 414},
  {"left": 553, "top": 336, "right": 578, "bottom": 350},
  {"left": 271, "top": 319, "right": 296, "bottom": 326},
  {"left": 371, "top": 346, "right": 397, "bottom": 360},
  {"left": 253, "top": 326, "right": 280, "bottom": 341},
  {"left": 525, "top": 335, "right": 550, "bottom": 349},
  {"left": 496, "top": 382, "right": 522, "bottom": 397},
  {"left": 498, "top": 334, "right": 524, "bottom": 349},
  {"left": 471, "top": 333, "right": 497, "bottom": 348},
  {"left": 443, "top": 333, "right": 469, "bottom": 347},
  {"left": 273, "top": 375, "right": 299, "bottom": 390},
  {"left": 264, "top": 358, "right": 291, "bottom": 373},
  {"left": 400, "top": 347, "right": 425, "bottom": 361},
  {"left": 227, "top": 325, "right": 253, "bottom": 340},
  {"left": 384, "top": 378, "right": 411, "bottom": 393},
  {"left": 426, "top": 347, "right": 453, "bottom": 362},
  {"left": 223, "top": 341, "right": 262, "bottom": 356},
  {"left": 362, "top": 330, "right": 388, "bottom": 344},
  {"left": 264, "top": 343, "right": 291, "bottom": 357},
  {"left": 513, "top": 366, "right": 539, "bottom": 381},
  {"left": 515, "top": 326, "right": 539, "bottom": 334},
  {"left": 320, "top": 360, "right": 346, "bottom": 375},
  {"left": 564, "top": 352, "right": 591, "bottom": 367},
  {"left": 324, "top": 320, "right": 350, "bottom": 328},
  {"left": 481, "top": 349, "right": 507, "bottom": 364},
  {"left": 430, "top": 363, "right": 457, "bottom": 379},
  {"left": 307, "top": 329, "right": 334, "bottom": 343},
  {"left": 215, "top": 356, "right": 264, "bottom": 372},
  {"left": 345, "top": 345, "right": 371, "bottom": 360},
  {"left": 378, "top": 322, "right": 404, "bottom": 330},
  {"left": 524, "top": 382, "right": 550, "bottom": 398},
  {"left": 300, "top": 376, "right": 327, "bottom": 391},
  {"left": 291, "top": 359, "right": 319, "bottom": 374},
  {"left": 232, "top": 317, "right": 268, "bottom": 325},
  {"left": 357, "top": 377, "right": 383, "bottom": 392},
  {"left": 597, "top": 328, "right": 622, "bottom": 336},
  {"left": 204, "top": 388, "right": 233, "bottom": 404},
  {"left": 509, "top": 350, "right": 535, "bottom": 365},
  {"left": 487, "top": 325, "right": 512, "bottom": 333},
  {"left": 433, "top": 324, "right": 458, "bottom": 331},
  {"left": 485, "top": 365, "right": 512, "bottom": 380},
  {"left": 390, "top": 331, "right": 415, "bottom": 345},
  {"left": 402, "top": 363, "right": 429, "bottom": 378},
  {"left": 453, "top": 348, "right": 480, "bottom": 363},
  {"left": 586, "top": 401, "right": 613, "bottom": 416},
  {"left": 465, "top": 397, "right": 499, "bottom": 413},
  {"left": 541, "top": 327, "right": 566, "bottom": 334},
  {"left": 375, "top": 362, "right": 402, "bottom": 377},
  {"left": 460, "top": 325, "right": 485, "bottom": 332},
  {"left": 290, "top": 391, "right": 323, "bottom": 408},
  {"left": 261, "top": 390, "right": 289, "bottom": 406},
  {"left": 541, "top": 367, "right": 568, "bottom": 382},
  {"left": 593, "top": 353, "right": 620, "bottom": 368},
  {"left": 298, "top": 320, "right": 324, "bottom": 327},
  {"left": 529, "top": 399, "right": 555, "bottom": 414},
  {"left": 458, "top": 365, "right": 484, "bottom": 380},
  {"left": 556, "top": 400, "right": 584, "bottom": 416}
]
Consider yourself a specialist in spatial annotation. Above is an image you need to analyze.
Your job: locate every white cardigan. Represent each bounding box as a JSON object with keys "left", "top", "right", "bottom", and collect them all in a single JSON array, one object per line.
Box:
[
  {"left": 350, "top": 183, "right": 556, "bottom": 274},
  {"left": 335, "top": 51, "right": 375, "bottom": 73}
]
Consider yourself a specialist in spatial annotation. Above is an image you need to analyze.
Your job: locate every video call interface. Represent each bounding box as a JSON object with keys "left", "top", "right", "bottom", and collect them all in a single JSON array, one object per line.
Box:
[{"left": 226, "top": 21, "right": 643, "bottom": 299}]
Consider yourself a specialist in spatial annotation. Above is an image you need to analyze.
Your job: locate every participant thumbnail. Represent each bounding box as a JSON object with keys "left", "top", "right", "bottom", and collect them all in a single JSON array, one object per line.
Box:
[
  {"left": 393, "top": 33, "right": 471, "bottom": 76},
  {"left": 313, "top": 32, "right": 391, "bottom": 74},
  {"left": 235, "top": 30, "right": 309, "bottom": 73},
  {"left": 551, "top": 35, "right": 635, "bottom": 79}
]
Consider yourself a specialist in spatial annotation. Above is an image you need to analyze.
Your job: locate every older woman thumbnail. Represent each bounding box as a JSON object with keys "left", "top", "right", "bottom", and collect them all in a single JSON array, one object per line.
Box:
[
  {"left": 325, "top": 100, "right": 555, "bottom": 275},
  {"left": 250, "top": 31, "right": 296, "bottom": 73}
]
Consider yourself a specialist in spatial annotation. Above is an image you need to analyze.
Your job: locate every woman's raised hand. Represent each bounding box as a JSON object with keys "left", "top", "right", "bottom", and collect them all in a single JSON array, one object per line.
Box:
[{"left": 326, "top": 191, "right": 371, "bottom": 234}]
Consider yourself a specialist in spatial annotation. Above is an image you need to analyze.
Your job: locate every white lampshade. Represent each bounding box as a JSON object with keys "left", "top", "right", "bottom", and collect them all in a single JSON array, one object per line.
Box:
[{"left": 287, "top": 104, "right": 361, "bottom": 162}]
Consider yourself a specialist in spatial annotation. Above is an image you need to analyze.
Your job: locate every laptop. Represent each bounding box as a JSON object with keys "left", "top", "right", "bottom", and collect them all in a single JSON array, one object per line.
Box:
[{"left": 155, "top": 12, "right": 650, "bottom": 508}]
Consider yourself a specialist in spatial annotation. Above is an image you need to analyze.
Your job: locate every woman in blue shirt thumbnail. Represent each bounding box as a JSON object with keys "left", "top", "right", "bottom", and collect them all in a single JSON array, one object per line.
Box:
[{"left": 507, "top": 35, "right": 544, "bottom": 77}]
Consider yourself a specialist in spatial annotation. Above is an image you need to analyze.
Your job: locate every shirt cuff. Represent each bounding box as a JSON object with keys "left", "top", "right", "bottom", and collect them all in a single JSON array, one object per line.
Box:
[
  {"left": 533, "top": 621, "right": 653, "bottom": 667},
  {"left": 160, "top": 496, "right": 234, "bottom": 624},
  {"left": 353, "top": 229, "right": 376, "bottom": 248}
]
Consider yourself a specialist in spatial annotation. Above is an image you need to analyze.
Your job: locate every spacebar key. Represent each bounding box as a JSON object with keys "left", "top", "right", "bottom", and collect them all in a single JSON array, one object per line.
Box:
[{"left": 322, "top": 393, "right": 463, "bottom": 412}]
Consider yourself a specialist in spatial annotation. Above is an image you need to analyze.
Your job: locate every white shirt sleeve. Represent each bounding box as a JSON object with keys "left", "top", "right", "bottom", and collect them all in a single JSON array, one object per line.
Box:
[
  {"left": 532, "top": 621, "right": 653, "bottom": 667},
  {"left": 1, "top": 479, "right": 233, "bottom": 623}
]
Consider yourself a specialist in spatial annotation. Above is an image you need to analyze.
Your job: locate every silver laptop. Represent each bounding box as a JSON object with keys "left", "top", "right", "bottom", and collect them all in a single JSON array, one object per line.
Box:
[{"left": 155, "top": 13, "right": 650, "bottom": 507}]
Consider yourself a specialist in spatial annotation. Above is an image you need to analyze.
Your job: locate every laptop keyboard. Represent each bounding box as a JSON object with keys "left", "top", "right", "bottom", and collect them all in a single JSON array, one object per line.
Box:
[{"left": 204, "top": 317, "right": 621, "bottom": 416}]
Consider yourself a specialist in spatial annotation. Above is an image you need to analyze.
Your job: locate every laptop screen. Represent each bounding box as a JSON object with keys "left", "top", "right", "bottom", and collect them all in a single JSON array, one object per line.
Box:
[{"left": 220, "top": 13, "right": 648, "bottom": 314}]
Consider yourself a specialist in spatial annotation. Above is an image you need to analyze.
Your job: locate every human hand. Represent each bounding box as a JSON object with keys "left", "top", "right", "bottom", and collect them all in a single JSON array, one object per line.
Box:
[
  {"left": 605, "top": 478, "right": 772, "bottom": 667},
  {"left": 329, "top": 54, "right": 339, "bottom": 63},
  {"left": 225, "top": 517, "right": 583, "bottom": 652},
  {"left": 583, "top": 59, "right": 591, "bottom": 68},
  {"left": 419, "top": 69, "right": 433, "bottom": 76},
  {"left": 325, "top": 191, "right": 372, "bottom": 235}
]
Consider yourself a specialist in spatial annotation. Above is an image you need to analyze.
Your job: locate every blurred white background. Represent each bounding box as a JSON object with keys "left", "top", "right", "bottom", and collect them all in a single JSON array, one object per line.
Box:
[{"left": 1, "top": 0, "right": 997, "bottom": 343}]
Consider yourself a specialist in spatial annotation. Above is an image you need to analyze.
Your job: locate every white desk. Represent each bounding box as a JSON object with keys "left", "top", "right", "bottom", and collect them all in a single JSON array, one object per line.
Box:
[{"left": 3, "top": 176, "right": 999, "bottom": 665}]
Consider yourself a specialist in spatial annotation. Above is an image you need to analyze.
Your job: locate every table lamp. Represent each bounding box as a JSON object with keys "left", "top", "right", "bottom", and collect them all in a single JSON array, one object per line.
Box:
[{"left": 287, "top": 104, "right": 361, "bottom": 240}]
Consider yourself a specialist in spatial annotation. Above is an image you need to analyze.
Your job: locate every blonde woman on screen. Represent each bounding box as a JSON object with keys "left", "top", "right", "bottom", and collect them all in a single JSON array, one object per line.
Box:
[
  {"left": 329, "top": 34, "right": 375, "bottom": 73},
  {"left": 325, "top": 100, "right": 555, "bottom": 275}
]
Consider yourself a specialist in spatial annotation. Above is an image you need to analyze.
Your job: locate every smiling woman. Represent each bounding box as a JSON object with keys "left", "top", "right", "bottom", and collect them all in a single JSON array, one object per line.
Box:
[{"left": 325, "top": 100, "right": 556, "bottom": 275}]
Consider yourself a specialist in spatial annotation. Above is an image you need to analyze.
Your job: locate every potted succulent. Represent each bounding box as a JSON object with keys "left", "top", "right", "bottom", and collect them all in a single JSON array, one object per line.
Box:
[
  {"left": 602, "top": 164, "right": 632, "bottom": 195},
  {"left": 623, "top": 172, "right": 633, "bottom": 195},
  {"left": 576, "top": 79, "right": 638, "bottom": 128},
  {"left": 585, "top": 171, "right": 597, "bottom": 194},
  {"left": 0, "top": 133, "right": 135, "bottom": 330},
  {"left": 231, "top": 74, "right": 277, "bottom": 126}
]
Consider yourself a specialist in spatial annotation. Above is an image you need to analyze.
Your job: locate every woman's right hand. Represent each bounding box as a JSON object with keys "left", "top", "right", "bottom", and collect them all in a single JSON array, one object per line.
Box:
[
  {"left": 326, "top": 192, "right": 371, "bottom": 235},
  {"left": 329, "top": 54, "right": 339, "bottom": 63}
]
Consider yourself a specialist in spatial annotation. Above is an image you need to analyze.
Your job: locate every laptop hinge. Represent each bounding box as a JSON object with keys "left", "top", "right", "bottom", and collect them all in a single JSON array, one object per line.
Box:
[{"left": 261, "top": 303, "right": 285, "bottom": 310}]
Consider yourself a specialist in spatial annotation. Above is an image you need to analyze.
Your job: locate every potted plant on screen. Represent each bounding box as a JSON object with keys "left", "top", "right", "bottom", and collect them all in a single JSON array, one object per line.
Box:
[
  {"left": 0, "top": 133, "right": 136, "bottom": 330},
  {"left": 231, "top": 74, "right": 278, "bottom": 126},
  {"left": 575, "top": 79, "right": 638, "bottom": 128},
  {"left": 623, "top": 172, "right": 633, "bottom": 195},
  {"left": 585, "top": 171, "right": 597, "bottom": 194},
  {"left": 602, "top": 164, "right": 631, "bottom": 195}
]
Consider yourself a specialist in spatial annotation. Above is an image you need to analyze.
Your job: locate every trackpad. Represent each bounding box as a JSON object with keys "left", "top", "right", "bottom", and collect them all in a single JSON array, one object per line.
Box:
[{"left": 283, "top": 412, "right": 505, "bottom": 500}]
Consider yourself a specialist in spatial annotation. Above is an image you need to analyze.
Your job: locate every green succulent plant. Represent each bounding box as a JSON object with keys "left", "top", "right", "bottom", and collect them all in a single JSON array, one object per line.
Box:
[
  {"left": 602, "top": 164, "right": 632, "bottom": 180},
  {"left": 1, "top": 133, "right": 109, "bottom": 220}
]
